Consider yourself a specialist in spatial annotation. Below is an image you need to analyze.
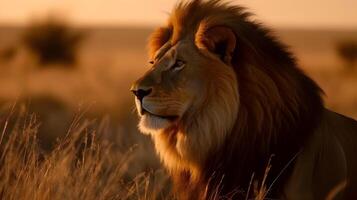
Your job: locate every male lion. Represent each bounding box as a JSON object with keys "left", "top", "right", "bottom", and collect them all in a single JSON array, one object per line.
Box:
[{"left": 131, "top": 0, "right": 357, "bottom": 199}]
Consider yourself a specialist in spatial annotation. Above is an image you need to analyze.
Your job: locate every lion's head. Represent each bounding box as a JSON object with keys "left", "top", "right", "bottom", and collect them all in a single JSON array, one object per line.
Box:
[
  {"left": 131, "top": 10, "right": 240, "bottom": 174},
  {"left": 131, "top": 0, "right": 323, "bottom": 198},
  {"left": 132, "top": 30, "right": 238, "bottom": 135}
]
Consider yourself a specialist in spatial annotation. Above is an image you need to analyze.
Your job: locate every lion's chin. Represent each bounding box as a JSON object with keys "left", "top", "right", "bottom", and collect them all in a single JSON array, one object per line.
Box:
[{"left": 138, "top": 114, "right": 175, "bottom": 134}]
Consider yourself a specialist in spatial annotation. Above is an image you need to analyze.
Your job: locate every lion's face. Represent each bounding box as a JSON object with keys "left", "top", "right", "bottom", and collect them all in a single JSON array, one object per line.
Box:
[
  {"left": 132, "top": 40, "right": 218, "bottom": 134},
  {"left": 132, "top": 27, "right": 239, "bottom": 136},
  {"left": 131, "top": 24, "right": 240, "bottom": 173}
]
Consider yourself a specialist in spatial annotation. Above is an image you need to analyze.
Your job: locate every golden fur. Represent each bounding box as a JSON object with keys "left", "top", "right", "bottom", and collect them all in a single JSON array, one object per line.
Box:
[{"left": 131, "top": 0, "right": 357, "bottom": 199}]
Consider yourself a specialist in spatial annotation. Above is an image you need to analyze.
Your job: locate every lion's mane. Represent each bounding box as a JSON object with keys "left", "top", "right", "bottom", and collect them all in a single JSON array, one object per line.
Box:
[{"left": 148, "top": 0, "right": 324, "bottom": 198}]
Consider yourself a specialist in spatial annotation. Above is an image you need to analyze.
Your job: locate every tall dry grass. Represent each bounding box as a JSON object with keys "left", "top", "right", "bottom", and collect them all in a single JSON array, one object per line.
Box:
[{"left": 0, "top": 104, "right": 170, "bottom": 200}]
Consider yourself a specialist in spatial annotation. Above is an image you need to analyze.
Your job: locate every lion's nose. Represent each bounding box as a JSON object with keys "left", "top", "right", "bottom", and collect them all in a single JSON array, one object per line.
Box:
[{"left": 131, "top": 88, "right": 152, "bottom": 101}]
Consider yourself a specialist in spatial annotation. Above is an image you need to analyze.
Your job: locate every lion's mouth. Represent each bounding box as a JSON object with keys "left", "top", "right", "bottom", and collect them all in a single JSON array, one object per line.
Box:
[{"left": 141, "top": 109, "right": 179, "bottom": 121}]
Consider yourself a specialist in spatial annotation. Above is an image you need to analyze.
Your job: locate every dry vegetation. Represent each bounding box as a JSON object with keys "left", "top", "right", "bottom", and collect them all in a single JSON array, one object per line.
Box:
[{"left": 0, "top": 104, "right": 170, "bottom": 200}]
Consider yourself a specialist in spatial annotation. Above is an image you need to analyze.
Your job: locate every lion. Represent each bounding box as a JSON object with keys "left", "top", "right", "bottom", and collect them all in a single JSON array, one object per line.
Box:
[{"left": 130, "top": 0, "right": 357, "bottom": 199}]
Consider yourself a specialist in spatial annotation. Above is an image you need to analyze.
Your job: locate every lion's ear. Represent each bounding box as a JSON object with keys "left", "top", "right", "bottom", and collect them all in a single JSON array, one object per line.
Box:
[{"left": 195, "top": 26, "right": 236, "bottom": 64}]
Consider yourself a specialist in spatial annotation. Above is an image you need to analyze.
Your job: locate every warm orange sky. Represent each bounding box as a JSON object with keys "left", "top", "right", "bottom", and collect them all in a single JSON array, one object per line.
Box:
[{"left": 0, "top": 0, "right": 357, "bottom": 29}]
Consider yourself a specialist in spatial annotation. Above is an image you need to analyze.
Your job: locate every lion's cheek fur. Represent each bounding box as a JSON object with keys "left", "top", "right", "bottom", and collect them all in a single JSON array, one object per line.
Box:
[{"left": 152, "top": 66, "right": 239, "bottom": 181}]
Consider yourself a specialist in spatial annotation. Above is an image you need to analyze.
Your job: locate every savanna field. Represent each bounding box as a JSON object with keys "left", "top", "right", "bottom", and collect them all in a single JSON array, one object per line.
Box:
[{"left": 0, "top": 22, "right": 357, "bottom": 199}]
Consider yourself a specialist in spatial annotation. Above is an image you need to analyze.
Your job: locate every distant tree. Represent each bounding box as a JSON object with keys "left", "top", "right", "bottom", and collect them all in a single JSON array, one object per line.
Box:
[
  {"left": 22, "top": 18, "right": 85, "bottom": 67},
  {"left": 336, "top": 41, "right": 357, "bottom": 69},
  {"left": 0, "top": 46, "right": 17, "bottom": 63}
]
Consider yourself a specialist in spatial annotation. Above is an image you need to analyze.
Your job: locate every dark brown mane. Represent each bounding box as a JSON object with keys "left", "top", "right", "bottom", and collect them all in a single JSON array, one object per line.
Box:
[{"left": 148, "top": 0, "right": 324, "bottom": 198}]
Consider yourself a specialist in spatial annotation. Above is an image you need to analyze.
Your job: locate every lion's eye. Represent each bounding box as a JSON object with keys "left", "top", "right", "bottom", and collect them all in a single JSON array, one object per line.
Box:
[
  {"left": 171, "top": 59, "right": 185, "bottom": 71},
  {"left": 149, "top": 60, "right": 155, "bottom": 65}
]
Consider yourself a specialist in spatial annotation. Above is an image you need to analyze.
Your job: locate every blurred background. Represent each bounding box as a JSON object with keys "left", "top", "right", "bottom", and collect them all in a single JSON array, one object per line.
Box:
[{"left": 0, "top": 0, "right": 356, "bottom": 190}]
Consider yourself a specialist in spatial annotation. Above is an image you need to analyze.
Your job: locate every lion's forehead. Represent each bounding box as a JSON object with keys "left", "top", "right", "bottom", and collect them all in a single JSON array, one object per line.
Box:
[
  {"left": 147, "top": 43, "right": 202, "bottom": 86},
  {"left": 154, "top": 39, "right": 198, "bottom": 61}
]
